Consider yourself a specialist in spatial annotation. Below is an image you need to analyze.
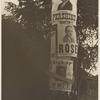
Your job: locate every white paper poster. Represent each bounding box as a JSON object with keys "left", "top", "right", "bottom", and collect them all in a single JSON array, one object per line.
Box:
[
  {"left": 52, "top": 0, "right": 78, "bottom": 25},
  {"left": 57, "top": 23, "right": 78, "bottom": 57},
  {"left": 50, "top": 58, "right": 73, "bottom": 91}
]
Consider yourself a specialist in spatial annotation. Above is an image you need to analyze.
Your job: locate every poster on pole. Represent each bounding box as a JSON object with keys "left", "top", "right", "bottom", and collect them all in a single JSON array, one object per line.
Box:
[
  {"left": 52, "top": 0, "right": 78, "bottom": 25},
  {"left": 50, "top": 22, "right": 78, "bottom": 57},
  {"left": 57, "top": 23, "right": 78, "bottom": 57},
  {"left": 50, "top": 58, "right": 73, "bottom": 92}
]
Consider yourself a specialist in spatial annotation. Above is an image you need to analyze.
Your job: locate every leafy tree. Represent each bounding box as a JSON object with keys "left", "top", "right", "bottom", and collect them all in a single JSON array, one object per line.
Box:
[
  {"left": 5, "top": 0, "right": 52, "bottom": 39},
  {"left": 77, "top": 0, "right": 98, "bottom": 74}
]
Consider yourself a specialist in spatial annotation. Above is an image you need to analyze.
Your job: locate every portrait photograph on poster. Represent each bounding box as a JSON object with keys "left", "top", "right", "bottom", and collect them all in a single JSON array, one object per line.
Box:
[{"left": 57, "top": 24, "right": 78, "bottom": 57}]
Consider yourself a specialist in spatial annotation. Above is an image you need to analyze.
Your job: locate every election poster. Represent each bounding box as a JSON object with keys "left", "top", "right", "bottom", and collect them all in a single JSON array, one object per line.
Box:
[
  {"left": 57, "top": 23, "right": 78, "bottom": 57},
  {"left": 50, "top": 22, "right": 78, "bottom": 57},
  {"left": 50, "top": 58, "right": 73, "bottom": 92},
  {"left": 52, "top": 0, "right": 77, "bottom": 25}
]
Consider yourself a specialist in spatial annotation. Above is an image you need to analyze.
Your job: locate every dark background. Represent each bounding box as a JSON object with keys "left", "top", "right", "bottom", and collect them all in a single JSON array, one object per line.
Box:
[{"left": 2, "top": 20, "right": 51, "bottom": 100}]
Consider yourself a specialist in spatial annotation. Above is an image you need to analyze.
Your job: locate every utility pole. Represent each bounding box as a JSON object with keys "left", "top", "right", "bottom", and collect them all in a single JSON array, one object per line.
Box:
[{"left": 49, "top": 0, "right": 78, "bottom": 100}]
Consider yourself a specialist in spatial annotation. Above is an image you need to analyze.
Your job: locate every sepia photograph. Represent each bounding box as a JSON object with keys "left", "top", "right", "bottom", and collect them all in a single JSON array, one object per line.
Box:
[{"left": 2, "top": 0, "right": 98, "bottom": 100}]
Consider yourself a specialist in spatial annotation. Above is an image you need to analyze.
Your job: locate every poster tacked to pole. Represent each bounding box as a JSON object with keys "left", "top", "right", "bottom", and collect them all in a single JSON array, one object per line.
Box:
[
  {"left": 52, "top": 0, "right": 77, "bottom": 25},
  {"left": 50, "top": 58, "right": 73, "bottom": 92},
  {"left": 57, "top": 23, "right": 78, "bottom": 57}
]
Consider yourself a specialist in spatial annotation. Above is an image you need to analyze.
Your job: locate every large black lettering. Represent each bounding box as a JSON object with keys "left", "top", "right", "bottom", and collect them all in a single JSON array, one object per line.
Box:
[
  {"left": 53, "top": 14, "right": 57, "bottom": 21},
  {"left": 71, "top": 44, "right": 74, "bottom": 53},
  {"left": 62, "top": 13, "right": 65, "bottom": 19},
  {"left": 65, "top": 44, "right": 69, "bottom": 52},
  {"left": 71, "top": 14, "right": 73, "bottom": 20},
  {"left": 65, "top": 13, "right": 68, "bottom": 19},
  {"left": 67, "top": 13, "right": 70, "bottom": 20},
  {"left": 59, "top": 44, "right": 63, "bottom": 53},
  {"left": 73, "top": 15, "right": 76, "bottom": 21},
  {"left": 75, "top": 45, "right": 78, "bottom": 53},
  {"left": 55, "top": 14, "right": 58, "bottom": 20},
  {"left": 58, "top": 13, "right": 61, "bottom": 19},
  {"left": 69, "top": 14, "right": 71, "bottom": 20}
]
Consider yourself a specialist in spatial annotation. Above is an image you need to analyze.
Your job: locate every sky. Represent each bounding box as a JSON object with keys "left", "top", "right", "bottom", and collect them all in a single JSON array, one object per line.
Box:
[
  {"left": 1, "top": 0, "right": 98, "bottom": 76},
  {"left": 2, "top": 0, "right": 18, "bottom": 14}
]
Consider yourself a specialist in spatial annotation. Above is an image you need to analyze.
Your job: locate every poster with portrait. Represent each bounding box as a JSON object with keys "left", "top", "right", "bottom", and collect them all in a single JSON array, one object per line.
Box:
[
  {"left": 57, "top": 23, "right": 78, "bottom": 57},
  {"left": 52, "top": 0, "right": 78, "bottom": 25},
  {"left": 50, "top": 58, "right": 73, "bottom": 92}
]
